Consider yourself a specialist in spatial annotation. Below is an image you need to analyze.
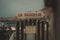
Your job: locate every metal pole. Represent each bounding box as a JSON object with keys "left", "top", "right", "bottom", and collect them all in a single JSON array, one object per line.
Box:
[
  {"left": 25, "top": 20, "right": 28, "bottom": 26},
  {"left": 33, "top": 20, "right": 36, "bottom": 25},
  {"left": 29, "top": 19, "right": 32, "bottom": 25},
  {"left": 16, "top": 21, "right": 19, "bottom": 40},
  {"left": 44, "top": 21, "right": 49, "bottom": 40},
  {"left": 37, "top": 20, "right": 40, "bottom": 40},
  {"left": 42, "top": 21, "right": 44, "bottom": 40},
  {"left": 46, "top": 22, "right": 49, "bottom": 40},
  {"left": 21, "top": 20, "right": 24, "bottom": 40}
]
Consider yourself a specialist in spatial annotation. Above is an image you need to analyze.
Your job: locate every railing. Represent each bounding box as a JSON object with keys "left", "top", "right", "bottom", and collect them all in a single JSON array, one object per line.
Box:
[
  {"left": 16, "top": 20, "right": 49, "bottom": 40},
  {"left": 0, "top": 19, "right": 49, "bottom": 40}
]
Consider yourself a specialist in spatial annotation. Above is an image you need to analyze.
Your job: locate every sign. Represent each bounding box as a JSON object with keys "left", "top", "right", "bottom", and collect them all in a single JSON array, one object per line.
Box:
[{"left": 17, "top": 11, "right": 45, "bottom": 19}]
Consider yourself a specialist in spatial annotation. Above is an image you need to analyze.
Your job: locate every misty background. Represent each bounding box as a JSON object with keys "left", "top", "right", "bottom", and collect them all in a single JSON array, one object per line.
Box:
[{"left": 0, "top": 0, "right": 45, "bottom": 17}]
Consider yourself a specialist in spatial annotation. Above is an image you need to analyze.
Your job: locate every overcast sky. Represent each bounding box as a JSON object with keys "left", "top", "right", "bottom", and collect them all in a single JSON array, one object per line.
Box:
[{"left": 0, "top": 0, "right": 45, "bottom": 17}]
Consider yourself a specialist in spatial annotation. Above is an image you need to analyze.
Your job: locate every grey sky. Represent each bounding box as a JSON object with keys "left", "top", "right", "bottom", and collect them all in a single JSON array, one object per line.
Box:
[{"left": 0, "top": 0, "right": 45, "bottom": 17}]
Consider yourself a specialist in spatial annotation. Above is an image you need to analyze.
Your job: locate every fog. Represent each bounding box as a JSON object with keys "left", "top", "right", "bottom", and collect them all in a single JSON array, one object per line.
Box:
[{"left": 0, "top": 0, "right": 44, "bottom": 17}]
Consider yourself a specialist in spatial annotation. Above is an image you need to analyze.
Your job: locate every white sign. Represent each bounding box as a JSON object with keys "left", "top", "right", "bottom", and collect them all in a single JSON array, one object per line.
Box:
[{"left": 17, "top": 11, "right": 45, "bottom": 19}]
